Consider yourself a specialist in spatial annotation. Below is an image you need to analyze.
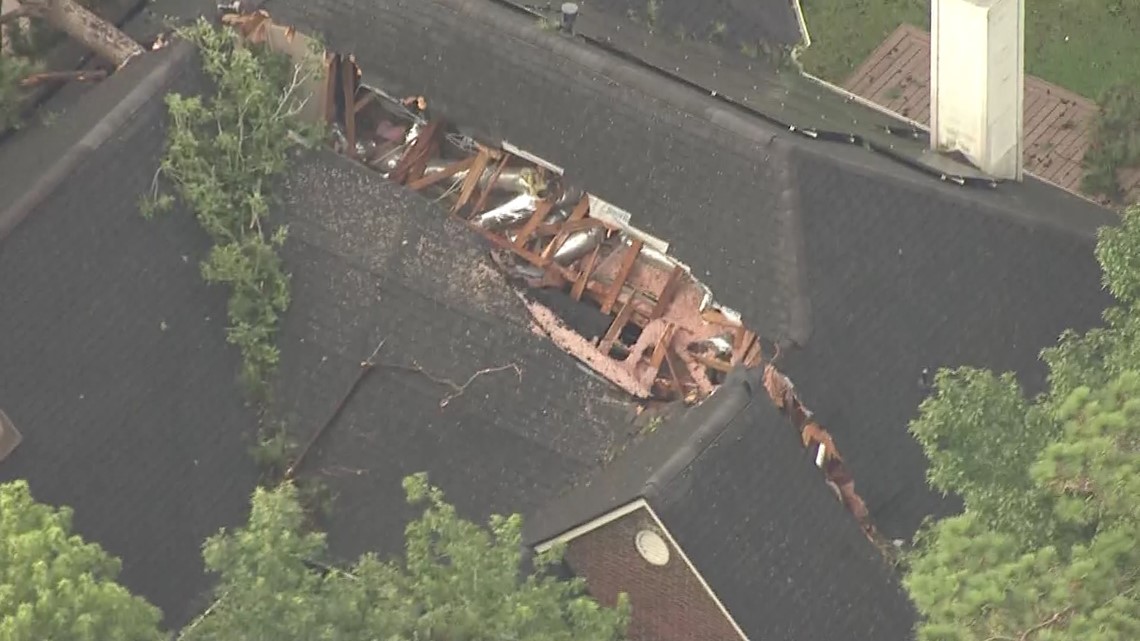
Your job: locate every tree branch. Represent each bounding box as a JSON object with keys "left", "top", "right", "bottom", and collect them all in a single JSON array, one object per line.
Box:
[
  {"left": 386, "top": 361, "right": 523, "bottom": 408},
  {"left": 19, "top": 69, "right": 107, "bottom": 87},
  {"left": 0, "top": 6, "right": 31, "bottom": 25}
]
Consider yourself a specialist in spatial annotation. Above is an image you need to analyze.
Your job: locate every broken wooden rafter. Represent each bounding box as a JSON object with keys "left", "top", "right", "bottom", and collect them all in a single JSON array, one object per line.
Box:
[
  {"left": 598, "top": 298, "right": 636, "bottom": 356},
  {"left": 341, "top": 55, "right": 358, "bottom": 159},
  {"left": 694, "top": 353, "right": 732, "bottom": 373},
  {"left": 731, "top": 329, "right": 755, "bottom": 366},
  {"left": 451, "top": 146, "right": 493, "bottom": 214},
  {"left": 406, "top": 156, "right": 475, "bottom": 191},
  {"left": 474, "top": 225, "right": 570, "bottom": 281},
  {"left": 512, "top": 199, "right": 554, "bottom": 250},
  {"left": 663, "top": 347, "right": 686, "bottom": 397},
  {"left": 19, "top": 69, "right": 107, "bottom": 87},
  {"left": 468, "top": 153, "right": 512, "bottom": 218},
  {"left": 323, "top": 54, "right": 337, "bottom": 124},
  {"left": 390, "top": 120, "right": 443, "bottom": 184},
  {"left": 570, "top": 243, "right": 603, "bottom": 301},
  {"left": 647, "top": 323, "right": 678, "bottom": 375},
  {"left": 649, "top": 264, "right": 685, "bottom": 320},
  {"left": 353, "top": 91, "right": 376, "bottom": 114},
  {"left": 601, "top": 238, "right": 644, "bottom": 315}
]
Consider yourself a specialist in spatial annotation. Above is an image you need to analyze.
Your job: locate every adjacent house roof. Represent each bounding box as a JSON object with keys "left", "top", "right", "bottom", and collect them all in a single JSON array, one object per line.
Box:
[
  {"left": 265, "top": 0, "right": 1115, "bottom": 539},
  {"left": 843, "top": 23, "right": 1140, "bottom": 199},
  {"left": 0, "top": 44, "right": 260, "bottom": 627},
  {"left": 526, "top": 367, "right": 916, "bottom": 641}
]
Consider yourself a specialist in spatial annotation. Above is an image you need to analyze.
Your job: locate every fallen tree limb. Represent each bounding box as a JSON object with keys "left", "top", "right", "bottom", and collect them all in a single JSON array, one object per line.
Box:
[
  {"left": 19, "top": 68, "right": 106, "bottom": 87},
  {"left": 16, "top": 0, "right": 143, "bottom": 67}
]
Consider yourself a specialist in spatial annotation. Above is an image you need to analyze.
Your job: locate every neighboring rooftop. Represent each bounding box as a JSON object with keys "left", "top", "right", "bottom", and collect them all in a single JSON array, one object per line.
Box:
[
  {"left": 526, "top": 368, "right": 916, "bottom": 641},
  {"left": 845, "top": 23, "right": 1140, "bottom": 200},
  {"left": 0, "top": 44, "right": 259, "bottom": 627}
]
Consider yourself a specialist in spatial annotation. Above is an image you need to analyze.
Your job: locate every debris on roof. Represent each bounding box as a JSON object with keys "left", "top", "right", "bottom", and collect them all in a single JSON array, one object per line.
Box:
[{"left": 216, "top": 8, "right": 889, "bottom": 545}]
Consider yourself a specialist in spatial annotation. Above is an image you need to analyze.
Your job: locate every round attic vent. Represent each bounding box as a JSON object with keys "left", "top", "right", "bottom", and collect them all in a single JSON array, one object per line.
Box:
[{"left": 634, "top": 529, "right": 670, "bottom": 566}]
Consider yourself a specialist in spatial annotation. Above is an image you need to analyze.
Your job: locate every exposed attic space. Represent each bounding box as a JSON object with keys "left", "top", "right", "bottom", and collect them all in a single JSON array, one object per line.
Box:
[{"left": 223, "top": 9, "right": 895, "bottom": 555}]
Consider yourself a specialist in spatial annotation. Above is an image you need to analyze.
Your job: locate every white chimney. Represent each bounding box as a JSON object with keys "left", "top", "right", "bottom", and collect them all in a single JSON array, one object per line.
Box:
[{"left": 930, "top": 0, "right": 1024, "bottom": 180}]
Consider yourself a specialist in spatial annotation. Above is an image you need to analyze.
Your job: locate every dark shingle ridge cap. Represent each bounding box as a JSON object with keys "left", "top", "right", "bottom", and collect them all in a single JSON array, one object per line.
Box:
[
  {"left": 641, "top": 367, "right": 761, "bottom": 500},
  {"left": 0, "top": 41, "right": 194, "bottom": 243}
]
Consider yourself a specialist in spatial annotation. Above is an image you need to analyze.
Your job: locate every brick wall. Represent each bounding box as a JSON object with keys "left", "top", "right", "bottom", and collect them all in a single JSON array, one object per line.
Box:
[{"left": 565, "top": 507, "right": 742, "bottom": 641}]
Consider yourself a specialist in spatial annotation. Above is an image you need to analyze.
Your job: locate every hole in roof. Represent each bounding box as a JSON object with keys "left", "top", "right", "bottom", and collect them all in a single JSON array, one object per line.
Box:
[{"left": 634, "top": 529, "right": 670, "bottom": 566}]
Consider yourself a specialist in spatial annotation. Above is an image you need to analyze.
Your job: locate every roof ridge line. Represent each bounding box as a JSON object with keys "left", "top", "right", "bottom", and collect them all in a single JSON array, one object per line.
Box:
[
  {"left": 0, "top": 41, "right": 193, "bottom": 243},
  {"left": 642, "top": 368, "right": 760, "bottom": 498}
]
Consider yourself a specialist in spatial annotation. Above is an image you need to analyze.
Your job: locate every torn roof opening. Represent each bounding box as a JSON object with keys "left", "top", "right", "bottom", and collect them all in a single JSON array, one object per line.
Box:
[{"left": 222, "top": 7, "right": 913, "bottom": 550}]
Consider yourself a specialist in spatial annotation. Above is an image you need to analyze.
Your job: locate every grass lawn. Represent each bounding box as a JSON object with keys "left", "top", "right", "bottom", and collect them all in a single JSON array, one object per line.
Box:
[{"left": 797, "top": 0, "right": 1140, "bottom": 100}]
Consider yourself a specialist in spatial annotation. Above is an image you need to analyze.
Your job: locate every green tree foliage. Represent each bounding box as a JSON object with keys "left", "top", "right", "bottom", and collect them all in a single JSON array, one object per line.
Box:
[
  {"left": 0, "top": 53, "right": 36, "bottom": 131},
  {"left": 1082, "top": 83, "right": 1140, "bottom": 199},
  {"left": 145, "top": 20, "right": 320, "bottom": 397},
  {"left": 0, "top": 480, "right": 165, "bottom": 641},
  {"left": 905, "top": 205, "right": 1140, "bottom": 641},
  {"left": 181, "top": 475, "right": 629, "bottom": 641}
]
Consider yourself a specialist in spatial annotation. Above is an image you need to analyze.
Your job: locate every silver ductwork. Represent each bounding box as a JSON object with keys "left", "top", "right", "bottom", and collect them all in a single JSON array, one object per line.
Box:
[
  {"left": 552, "top": 226, "right": 606, "bottom": 265},
  {"left": 422, "top": 161, "right": 544, "bottom": 195},
  {"left": 473, "top": 194, "right": 538, "bottom": 231}
]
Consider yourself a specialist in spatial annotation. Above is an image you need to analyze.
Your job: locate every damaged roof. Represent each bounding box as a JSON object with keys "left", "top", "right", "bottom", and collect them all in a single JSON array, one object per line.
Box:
[
  {"left": 265, "top": 0, "right": 1114, "bottom": 538},
  {"left": 0, "top": 32, "right": 633, "bottom": 624},
  {"left": 526, "top": 368, "right": 916, "bottom": 641},
  {"left": 269, "top": 151, "right": 635, "bottom": 561}
]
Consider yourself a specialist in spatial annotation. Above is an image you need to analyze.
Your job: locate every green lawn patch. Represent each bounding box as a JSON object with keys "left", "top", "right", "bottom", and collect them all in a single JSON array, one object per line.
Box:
[{"left": 798, "top": 0, "right": 1140, "bottom": 100}]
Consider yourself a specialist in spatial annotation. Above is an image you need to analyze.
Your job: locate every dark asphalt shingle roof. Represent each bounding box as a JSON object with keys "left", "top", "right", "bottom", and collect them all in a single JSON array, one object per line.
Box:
[
  {"left": 265, "top": 0, "right": 1116, "bottom": 542},
  {"left": 270, "top": 152, "right": 635, "bottom": 560},
  {"left": 565, "top": 0, "right": 803, "bottom": 47},
  {"left": 0, "top": 50, "right": 260, "bottom": 628},
  {"left": 529, "top": 368, "right": 916, "bottom": 641},
  {"left": 0, "top": 31, "right": 636, "bottom": 623}
]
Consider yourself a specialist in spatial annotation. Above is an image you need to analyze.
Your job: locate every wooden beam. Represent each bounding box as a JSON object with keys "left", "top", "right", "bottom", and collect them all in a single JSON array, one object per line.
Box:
[
  {"left": 650, "top": 265, "right": 686, "bottom": 321},
  {"left": 353, "top": 92, "right": 376, "bottom": 114},
  {"left": 470, "top": 225, "right": 574, "bottom": 280},
  {"left": 323, "top": 54, "right": 337, "bottom": 125},
  {"left": 663, "top": 348, "right": 686, "bottom": 396},
  {"left": 451, "top": 148, "right": 492, "bottom": 214},
  {"left": 731, "top": 329, "right": 754, "bottom": 366},
  {"left": 567, "top": 194, "right": 590, "bottom": 223},
  {"left": 601, "top": 239, "right": 643, "bottom": 315},
  {"left": 512, "top": 200, "right": 554, "bottom": 250},
  {"left": 743, "top": 337, "right": 765, "bottom": 368},
  {"left": 570, "top": 243, "right": 602, "bottom": 301},
  {"left": 341, "top": 56, "right": 357, "bottom": 159},
  {"left": 390, "top": 120, "right": 443, "bottom": 184},
  {"left": 598, "top": 298, "right": 636, "bottom": 355},
  {"left": 468, "top": 153, "right": 511, "bottom": 218},
  {"left": 694, "top": 353, "right": 732, "bottom": 373},
  {"left": 648, "top": 323, "right": 677, "bottom": 374},
  {"left": 406, "top": 156, "right": 475, "bottom": 191}
]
